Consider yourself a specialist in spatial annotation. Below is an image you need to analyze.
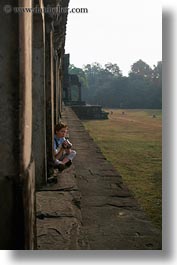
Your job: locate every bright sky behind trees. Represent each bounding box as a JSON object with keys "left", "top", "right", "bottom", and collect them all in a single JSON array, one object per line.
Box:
[{"left": 65, "top": 0, "right": 162, "bottom": 76}]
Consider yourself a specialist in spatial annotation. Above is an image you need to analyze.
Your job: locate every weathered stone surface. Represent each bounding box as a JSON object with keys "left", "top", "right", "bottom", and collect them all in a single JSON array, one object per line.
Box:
[
  {"left": 71, "top": 105, "right": 109, "bottom": 120},
  {"left": 36, "top": 106, "right": 161, "bottom": 250},
  {"left": 0, "top": 0, "right": 35, "bottom": 249},
  {"left": 36, "top": 169, "right": 89, "bottom": 250},
  {"left": 41, "top": 165, "right": 78, "bottom": 191},
  {"left": 37, "top": 218, "right": 89, "bottom": 250},
  {"left": 36, "top": 191, "right": 81, "bottom": 220},
  {"left": 0, "top": 0, "right": 70, "bottom": 249},
  {"left": 32, "top": 11, "right": 47, "bottom": 187}
]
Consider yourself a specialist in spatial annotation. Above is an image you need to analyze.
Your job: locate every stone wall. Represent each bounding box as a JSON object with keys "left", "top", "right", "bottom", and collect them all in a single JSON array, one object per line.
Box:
[
  {"left": 71, "top": 105, "right": 109, "bottom": 120},
  {"left": 0, "top": 0, "right": 23, "bottom": 250},
  {"left": 0, "top": 0, "right": 69, "bottom": 249}
]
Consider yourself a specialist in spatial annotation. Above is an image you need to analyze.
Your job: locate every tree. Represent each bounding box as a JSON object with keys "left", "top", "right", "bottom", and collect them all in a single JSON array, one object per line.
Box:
[
  {"left": 104, "top": 62, "right": 122, "bottom": 77},
  {"left": 68, "top": 60, "right": 162, "bottom": 109},
  {"left": 83, "top": 62, "right": 115, "bottom": 103},
  {"left": 129, "top": 59, "right": 152, "bottom": 80},
  {"left": 152, "top": 61, "right": 162, "bottom": 86},
  {"left": 151, "top": 61, "right": 162, "bottom": 108}
]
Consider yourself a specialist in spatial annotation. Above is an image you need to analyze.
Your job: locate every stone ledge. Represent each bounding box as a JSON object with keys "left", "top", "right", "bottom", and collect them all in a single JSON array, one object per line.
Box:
[{"left": 36, "top": 165, "right": 89, "bottom": 250}]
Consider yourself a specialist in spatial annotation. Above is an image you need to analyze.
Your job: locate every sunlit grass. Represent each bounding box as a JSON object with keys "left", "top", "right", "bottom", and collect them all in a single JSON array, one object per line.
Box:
[{"left": 83, "top": 109, "right": 162, "bottom": 229}]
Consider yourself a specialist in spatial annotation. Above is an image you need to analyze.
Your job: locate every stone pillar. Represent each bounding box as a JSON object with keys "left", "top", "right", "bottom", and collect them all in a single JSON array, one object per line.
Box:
[
  {"left": 45, "top": 18, "right": 55, "bottom": 173},
  {"left": 0, "top": 0, "right": 70, "bottom": 250},
  {"left": 54, "top": 52, "right": 59, "bottom": 124},
  {"left": 19, "top": 0, "right": 35, "bottom": 249},
  {"left": 78, "top": 83, "right": 82, "bottom": 102},
  {"left": 0, "top": 0, "right": 19, "bottom": 176},
  {"left": 0, "top": 0, "right": 35, "bottom": 250},
  {"left": 32, "top": 10, "right": 47, "bottom": 187},
  {"left": 0, "top": 0, "right": 20, "bottom": 248},
  {"left": 59, "top": 59, "right": 63, "bottom": 118},
  {"left": 63, "top": 54, "right": 70, "bottom": 102}
]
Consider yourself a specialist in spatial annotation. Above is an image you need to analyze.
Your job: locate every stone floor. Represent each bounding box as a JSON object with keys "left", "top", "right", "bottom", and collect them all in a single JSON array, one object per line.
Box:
[{"left": 36, "top": 106, "right": 162, "bottom": 250}]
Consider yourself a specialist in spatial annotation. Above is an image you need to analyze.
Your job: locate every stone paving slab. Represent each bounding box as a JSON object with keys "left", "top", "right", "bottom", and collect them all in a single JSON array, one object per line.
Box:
[
  {"left": 37, "top": 218, "right": 88, "bottom": 250},
  {"left": 36, "top": 106, "right": 162, "bottom": 250},
  {"left": 36, "top": 165, "right": 90, "bottom": 250}
]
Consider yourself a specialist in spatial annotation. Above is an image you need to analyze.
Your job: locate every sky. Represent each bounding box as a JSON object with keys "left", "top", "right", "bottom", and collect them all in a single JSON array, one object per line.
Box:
[{"left": 65, "top": 0, "right": 162, "bottom": 76}]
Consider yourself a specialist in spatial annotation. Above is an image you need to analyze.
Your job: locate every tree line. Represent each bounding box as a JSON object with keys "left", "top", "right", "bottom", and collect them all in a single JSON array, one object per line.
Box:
[{"left": 69, "top": 59, "right": 162, "bottom": 109}]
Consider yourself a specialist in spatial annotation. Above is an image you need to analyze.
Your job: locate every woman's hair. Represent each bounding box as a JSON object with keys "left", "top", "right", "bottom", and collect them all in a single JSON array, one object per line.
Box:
[{"left": 54, "top": 122, "right": 68, "bottom": 133}]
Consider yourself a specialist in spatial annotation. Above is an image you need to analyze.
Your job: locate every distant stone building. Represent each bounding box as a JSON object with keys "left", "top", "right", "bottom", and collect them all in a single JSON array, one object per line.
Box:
[
  {"left": 0, "top": 0, "right": 69, "bottom": 249},
  {"left": 63, "top": 54, "right": 109, "bottom": 119},
  {"left": 63, "top": 54, "right": 84, "bottom": 105}
]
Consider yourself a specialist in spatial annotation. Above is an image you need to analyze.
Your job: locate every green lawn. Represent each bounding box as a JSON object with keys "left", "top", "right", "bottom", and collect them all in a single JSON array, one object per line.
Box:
[{"left": 83, "top": 109, "right": 162, "bottom": 229}]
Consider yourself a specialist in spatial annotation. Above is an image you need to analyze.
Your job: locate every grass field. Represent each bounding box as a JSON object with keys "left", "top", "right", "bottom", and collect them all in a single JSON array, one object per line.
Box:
[{"left": 83, "top": 109, "right": 162, "bottom": 229}]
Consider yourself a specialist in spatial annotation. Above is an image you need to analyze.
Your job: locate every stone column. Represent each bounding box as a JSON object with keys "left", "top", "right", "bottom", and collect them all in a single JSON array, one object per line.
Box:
[
  {"left": 0, "top": 0, "right": 20, "bottom": 249},
  {"left": 59, "top": 59, "right": 63, "bottom": 118},
  {"left": 78, "top": 83, "right": 82, "bottom": 102},
  {"left": 32, "top": 10, "right": 47, "bottom": 187},
  {"left": 54, "top": 51, "right": 59, "bottom": 124},
  {"left": 19, "top": 0, "right": 35, "bottom": 250},
  {"left": 45, "top": 18, "right": 55, "bottom": 174}
]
